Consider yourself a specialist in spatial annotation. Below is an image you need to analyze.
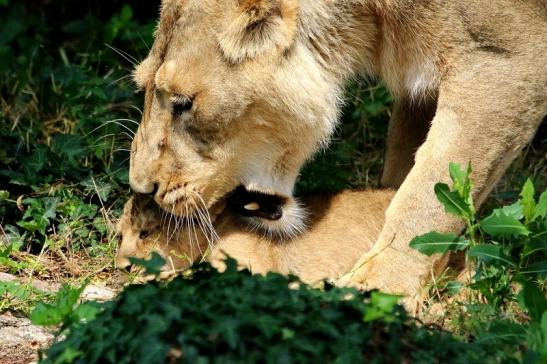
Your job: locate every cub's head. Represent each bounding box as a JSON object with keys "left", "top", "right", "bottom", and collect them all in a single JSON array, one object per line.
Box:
[
  {"left": 115, "top": 194, "right": 164, "bottom": 269},
  {"left": 115, "top": 194, "right": 208, "bottom": 271},
  {"left": 129, "top": 0, "right": 342, "bottom": 237}
]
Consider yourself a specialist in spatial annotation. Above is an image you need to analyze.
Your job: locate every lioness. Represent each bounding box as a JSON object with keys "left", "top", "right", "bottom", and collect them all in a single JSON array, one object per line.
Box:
[
  {"left": 116, "top": 189, "right": 393, "bottom": 283},
  {"left": 128, "top": 0, "right": 547, "bottom": 301}
]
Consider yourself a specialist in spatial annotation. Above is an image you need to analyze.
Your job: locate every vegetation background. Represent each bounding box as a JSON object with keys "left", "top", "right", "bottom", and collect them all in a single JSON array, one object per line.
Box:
[{"left": 0, "top": 0, "right": 545, "bottom": 362}]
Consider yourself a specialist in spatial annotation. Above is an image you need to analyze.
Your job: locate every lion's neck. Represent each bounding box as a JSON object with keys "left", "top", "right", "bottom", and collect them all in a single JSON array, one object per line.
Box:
[
  {"left": 298, "top": 1, "right": 378, "bottom": 79},
  {"left": 299, "top": 0, "right": 443, "bottom": 99}
]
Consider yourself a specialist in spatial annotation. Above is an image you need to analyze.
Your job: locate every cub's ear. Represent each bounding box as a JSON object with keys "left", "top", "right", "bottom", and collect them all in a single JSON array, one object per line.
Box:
[{"left": 218, "top": 0, "right": 299, "bottom": 63}]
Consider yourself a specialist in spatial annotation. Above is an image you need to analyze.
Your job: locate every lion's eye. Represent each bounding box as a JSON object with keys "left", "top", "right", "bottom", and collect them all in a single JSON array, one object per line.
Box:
[{"left": 171, "top": 94, "right": 193, "bottom": 116}]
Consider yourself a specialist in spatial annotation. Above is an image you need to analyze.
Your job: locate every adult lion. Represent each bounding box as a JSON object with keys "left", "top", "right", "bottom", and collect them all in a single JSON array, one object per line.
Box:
[{"left": 129, "top": 0, "right": 547, "bottom": 304}]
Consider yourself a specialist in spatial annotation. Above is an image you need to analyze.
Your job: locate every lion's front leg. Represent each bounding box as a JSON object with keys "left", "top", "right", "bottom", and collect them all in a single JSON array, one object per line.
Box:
[{"left": 339, "top": 55, "right": 546, "bottom": 310}]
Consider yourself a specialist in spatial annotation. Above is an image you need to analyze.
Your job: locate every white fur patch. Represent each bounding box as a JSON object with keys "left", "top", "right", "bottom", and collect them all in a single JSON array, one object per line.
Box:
[
  {"left": 244, "top": 197, "right": 308, "bottom": 240},
  {"left": 405, "top": 59, "right": 437, "bottom": 100}
]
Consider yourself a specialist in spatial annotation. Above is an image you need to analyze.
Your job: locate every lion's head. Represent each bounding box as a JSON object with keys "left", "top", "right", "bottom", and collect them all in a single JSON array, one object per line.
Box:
[{"left": 130, "top": 0, "right": 354, "bottom": 236}]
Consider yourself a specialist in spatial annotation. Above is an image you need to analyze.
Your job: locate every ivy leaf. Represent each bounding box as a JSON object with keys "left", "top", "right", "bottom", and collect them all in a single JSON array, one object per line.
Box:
[
  {"left": 520, "top": 178, "right": 536, "bottom": 222},
  {"left": 532, "top": 191, "right": 547, "bottom": 222},
  {"left": 410, "top": 231, "right": 468, "bottom": 256},
  {"left": 468, "top": 244, "right": 515, "bottom": 266},
  {"left": 480, "top": 211, "right": 530, "bottom": 238},
  {"left": 128, "top": 252, "right": 166, "bottom": 276},
  {"left": 31, "top": 283, "right": 87, "bottom": 326},
  {"left": 518, "top": 281, "right": 547, "bottom": 323},
  {"left": 434, "top": 183, "right": 472, "bottom": 219}
]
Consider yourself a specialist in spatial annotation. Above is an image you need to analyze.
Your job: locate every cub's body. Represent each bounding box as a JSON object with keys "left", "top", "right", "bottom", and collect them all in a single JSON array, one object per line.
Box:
[{"left": 117, "top": 190, "right": 393, "bottom": 283}]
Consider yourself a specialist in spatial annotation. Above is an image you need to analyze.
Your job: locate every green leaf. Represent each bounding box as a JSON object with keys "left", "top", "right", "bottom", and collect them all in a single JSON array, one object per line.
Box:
[
  {"left": 434, "top": 183, "right": 472, "bottom": 219},
  {"left": 476, "top": 320, "right": 527, "bottom": 344},
  {"left": 31, "top": 283, "right": 87, "bottom": 326},
  {"left": 410, "top": 231, "right": 468, "bottom": 256},
  {"left": 532, "top": 191, "right": 547, "bottom": 222},
  {"left": 0, "top": 190, "right": 9, "bottom": 202},
  {"left": 520, "top": 261, "right": 547, "bottom": 278},
  {"left": 480, "top": 211, "right": 530, "bottom": 238},
  {"left": 541, "top": 312, "right": 547, "bottom": 352},
  {"left": 468, "top": 244, "right": 515, "bottom": 266},
  {"left": 449, "top": 162, "right": 472, "bottom": 197},
  {"left": 524, "top": 238, "right": 547, "bottom": 257},
  {"left": 128, "top": 252, "right": 166, "bottom": 276},
  {"left": 446, "top": 281, "right": 464, "bottom": 295},
  {"left": 518, "top": 281, "right": 547, "bottom": 323},
  {"left": 497, "top": 201, "right": 524, "bottom": 220},
  {"left": 363, "top": 291, "right": 401, "bottom": 322},
  {"left": 520, "top": 178, "right": 536, "bottom": 222},
  {"left": 449, "top": 162, "right": 475, "bottom": 214}
]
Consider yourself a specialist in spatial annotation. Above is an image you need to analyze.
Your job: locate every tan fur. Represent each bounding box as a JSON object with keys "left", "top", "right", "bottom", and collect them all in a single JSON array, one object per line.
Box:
[
  {"left": 116, "top": 189, "right": 393, "bottom": 283},
  {"left": 129, "top": 0, "right": 547, "bottom": 301},
  {"left": 115, "top": 195, "right": 207, "bottom": 270}
]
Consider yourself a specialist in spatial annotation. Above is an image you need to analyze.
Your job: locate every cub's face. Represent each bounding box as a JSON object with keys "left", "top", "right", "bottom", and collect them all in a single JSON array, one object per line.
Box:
[
  {"left": 116, "top": 194, "right": 212, "bottom": 271},
  {"left": 115, "top": 195, "right": 164, "bottom": 269},
  {"left": 129, "top": 0, "right": 340, "bottom": 234}
]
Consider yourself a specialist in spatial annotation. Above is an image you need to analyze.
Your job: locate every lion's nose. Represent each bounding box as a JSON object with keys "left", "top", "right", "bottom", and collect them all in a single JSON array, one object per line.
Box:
[
  {"left": 130, "top": 180, "right": 158, "bottom": 196},
  {"left": 130, "top": 179, "right": 154, "bottom": 194},
  {"left": 129, "top": 168, "right": 159, "bottom": 194}
]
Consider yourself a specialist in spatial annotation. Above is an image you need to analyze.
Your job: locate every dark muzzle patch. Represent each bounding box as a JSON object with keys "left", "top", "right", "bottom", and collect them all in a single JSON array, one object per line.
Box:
[{"left": 227, "top": 186, "right": 287, "bottom": 220}]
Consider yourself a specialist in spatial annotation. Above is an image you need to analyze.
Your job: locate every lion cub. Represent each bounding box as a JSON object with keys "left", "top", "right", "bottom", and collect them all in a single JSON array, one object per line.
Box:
[{"left": 116, "top": 190, "right": 393, "bottom": 283}]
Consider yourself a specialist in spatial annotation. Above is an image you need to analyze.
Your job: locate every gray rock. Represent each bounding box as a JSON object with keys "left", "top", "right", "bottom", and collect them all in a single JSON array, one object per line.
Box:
[{"left": 0, "top": 312, "right": 54, "bottom": 364}]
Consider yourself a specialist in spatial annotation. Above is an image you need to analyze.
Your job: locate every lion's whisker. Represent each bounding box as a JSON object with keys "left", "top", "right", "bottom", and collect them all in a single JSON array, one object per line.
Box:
[
  {"left": 129, "top": 105, "right": 143, "bottom": 116},
  {"left": 107, "top": 74, "right": 133, "bottom": 88},
  {"left": 194, "top": 204, "right": 214, "bottom": 251},
  {"left": 105, "top": 44, "right": 139, "bottom": 66},
  {"left": 195, "top": 194, "right": 220, "bottom": 242},
  {"left": 184, "top": 199, "right": 195, "bottom": 261},
  {"left": 166, "top": 203, "right": 176, "bottom": 244},
  {"left": 85, "top": 120, "right": 137, "bottom": 138},
  {"left": 190, "top": 206, "right": 205, "bottom": 260}
]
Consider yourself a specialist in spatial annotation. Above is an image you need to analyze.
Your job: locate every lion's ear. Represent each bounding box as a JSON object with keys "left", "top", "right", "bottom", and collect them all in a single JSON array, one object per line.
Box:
[
  {"left": 218, "top": 0, "right": 299, "bottom": 63},
  {"left": 133, "top": 57, "right": 157, "bottom": 89}
]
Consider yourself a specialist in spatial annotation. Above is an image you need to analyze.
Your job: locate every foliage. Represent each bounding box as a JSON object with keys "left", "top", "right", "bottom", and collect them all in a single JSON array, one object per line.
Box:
[
  {"left": 0, "top": 1, "right": 157, "bottom": 297},
  {"left": 410, "top": 163, "right": 547, "bottom": 361},
  {"left": 39, "top": 259, "right": 507, "bottom": 364},
  {"left": 30, "top": 282, "right": 100, "bottom": 327}
]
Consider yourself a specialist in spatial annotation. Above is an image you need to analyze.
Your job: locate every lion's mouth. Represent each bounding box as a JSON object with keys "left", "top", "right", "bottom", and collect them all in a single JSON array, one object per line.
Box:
[
  {"left": 158, "top": 183, "right": 288, "bottom": 222},
  {"left": 226, "top": 186, "right": 287, "bottom": 221}
]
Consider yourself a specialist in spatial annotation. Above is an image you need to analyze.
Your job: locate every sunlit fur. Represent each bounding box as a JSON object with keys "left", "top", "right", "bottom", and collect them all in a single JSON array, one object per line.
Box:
[
  {"left": 129, "top": 0, "right": 547, "bottom": 298},
  {"left": 115, "top": 193, "right": 218, "bottom": 272},
  {"left": 116, "top": 189, "right": 393, "bottom": 283}
]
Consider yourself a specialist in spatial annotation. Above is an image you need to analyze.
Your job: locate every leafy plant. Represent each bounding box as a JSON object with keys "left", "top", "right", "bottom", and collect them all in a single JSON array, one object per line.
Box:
[
  {"left": 39, "top": 260, "right": 505, "bottom": 364},
  {"left": 31, "top": 282, "right": 99, "bottom": 327},
  {"left": 410, "top": 163, "right": 546, "bottom": 360}
]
